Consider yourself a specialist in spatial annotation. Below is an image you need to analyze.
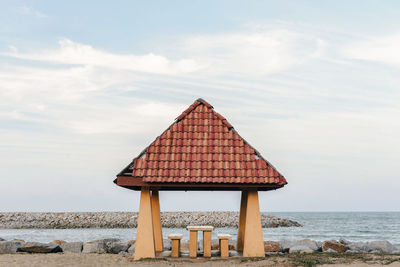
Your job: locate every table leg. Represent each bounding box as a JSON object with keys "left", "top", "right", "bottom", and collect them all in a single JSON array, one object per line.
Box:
[
  {"left": 203, "top": 231, "right": 211, "bottom": 258},
  {"left": 189, "top": 230, "right": 198, "bottom": 258}
]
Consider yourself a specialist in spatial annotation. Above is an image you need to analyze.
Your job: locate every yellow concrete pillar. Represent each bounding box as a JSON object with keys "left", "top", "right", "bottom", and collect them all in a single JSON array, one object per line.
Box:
[
  {"left": 151, "top": 190, "right": 163, "bottom": 252},
  {"left": 236, "top": 190, "right": 248, "bottom": 251},
  {"left": 243, "top": 190, "right": 265, "bottom": 257},
  {"left": 134, "top": 187, "right": 156, "bottom": 260}
]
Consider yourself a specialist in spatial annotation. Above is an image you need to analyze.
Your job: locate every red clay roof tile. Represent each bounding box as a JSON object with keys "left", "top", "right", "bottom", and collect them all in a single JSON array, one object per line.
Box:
[{"left": 121, "top": 99, "right": 286, "bottom": 185}]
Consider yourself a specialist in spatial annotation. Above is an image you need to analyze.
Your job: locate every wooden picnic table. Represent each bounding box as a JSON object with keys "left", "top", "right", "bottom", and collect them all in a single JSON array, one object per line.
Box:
[{"left": 186, "top": 225, "right": 214, "bottom": 258}]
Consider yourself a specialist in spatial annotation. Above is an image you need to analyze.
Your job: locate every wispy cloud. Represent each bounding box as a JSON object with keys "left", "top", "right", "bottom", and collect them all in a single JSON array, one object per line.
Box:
[
  {"left": 5, "top": 39, "right": 202, "bottom": 75},
  {"left": 183, "top": 29, "right": 322, "bottom": 75},
  {"left": 0, "top": 28, "right": 324, "bottom": 135},
  {"left": 343, "top": 33, "right": 400, "bottom": 66},
  {"left": 17, "top": 6, "right": 48, "bottom": 18}
]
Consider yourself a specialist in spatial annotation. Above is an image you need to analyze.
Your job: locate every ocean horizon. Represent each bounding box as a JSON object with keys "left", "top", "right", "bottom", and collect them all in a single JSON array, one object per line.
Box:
[{"left": 1, "top": 212, "right": 399, "bottom": 245}]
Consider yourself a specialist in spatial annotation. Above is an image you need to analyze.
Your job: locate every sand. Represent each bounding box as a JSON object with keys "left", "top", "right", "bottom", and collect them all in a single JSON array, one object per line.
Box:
[{"left": 1, "top": 253, "right": 400, "bottom": 267}]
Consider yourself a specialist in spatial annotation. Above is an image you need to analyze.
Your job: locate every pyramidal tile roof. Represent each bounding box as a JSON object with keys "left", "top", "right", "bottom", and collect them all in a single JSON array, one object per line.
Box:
[{"left": 118, "top": 98, "right": 287, "bottom": 186}]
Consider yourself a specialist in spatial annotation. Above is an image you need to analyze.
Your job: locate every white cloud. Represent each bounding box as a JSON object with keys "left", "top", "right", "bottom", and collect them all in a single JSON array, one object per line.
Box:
[
  {"left": 18, "top": 6, "right": 48, "bottom": 18},
  {"left": 343, "top": 33, "right": 400, "bottom": 66},
  {"left": 183, "top": 29, "right": 322, "bottom": 75},
  {"left": 5, "top": 39, "right": 202, "bottom": 75},
  {"left": 0, "top": 29, "right": 324, "bottom": 135},
  {"left": 65, "top": 102, "right": 185, "bottom": 134}
]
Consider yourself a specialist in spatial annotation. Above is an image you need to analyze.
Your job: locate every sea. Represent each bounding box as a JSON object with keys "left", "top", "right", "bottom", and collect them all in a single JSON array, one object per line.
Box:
[{"left": 1, "top": 212, "right": 399, "bottom": 245}]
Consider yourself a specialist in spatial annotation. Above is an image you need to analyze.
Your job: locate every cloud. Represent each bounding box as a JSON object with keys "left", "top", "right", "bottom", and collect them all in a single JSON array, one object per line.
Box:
[
  {"left": 5, "top": 39, "right": 202, "bottom": 75},
  {"left": 183, "top": 29, "right": 322, "bottom": 75},
  {"left": 0, "top": 28, "right": 324, "bottom": 135},
  {"left": 343, "top": 33, "right": 400, "bottom": 66},
  {"left": 17, "top": 6, "right": 48, "bottom": 18},
  {"left": 4, "top": 27, "right": 322, "bottom": 78}
]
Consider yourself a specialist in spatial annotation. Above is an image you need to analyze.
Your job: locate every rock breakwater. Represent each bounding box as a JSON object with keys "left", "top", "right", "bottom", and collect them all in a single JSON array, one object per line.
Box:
[
  {"left": 0, "top": 212, "right": 301, "bottom": 229},
  {"left": 1, "top": 238, "right": 399, "bottom": 255}
]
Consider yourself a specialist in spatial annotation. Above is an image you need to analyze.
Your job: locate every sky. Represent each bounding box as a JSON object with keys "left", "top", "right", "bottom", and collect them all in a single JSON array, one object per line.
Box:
[{"left": 1, "top": 0, "right": 399, "bottom": 212}]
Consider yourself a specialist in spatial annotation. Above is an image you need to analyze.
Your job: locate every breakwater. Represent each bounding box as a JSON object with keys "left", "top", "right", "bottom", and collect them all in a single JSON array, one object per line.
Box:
[{"left": 0, "top": 212, "right": 301, "bottom": 229}]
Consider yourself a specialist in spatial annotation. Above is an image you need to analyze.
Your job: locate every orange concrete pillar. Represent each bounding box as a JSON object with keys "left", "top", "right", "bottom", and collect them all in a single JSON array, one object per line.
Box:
[
  {"left": 189, "top": 230, "right": 198, "bottom": 258},
  {"left": 134, "top": 187, "right": 156, "bottom": 260},
  {"left": 151, "top": 190, "right": 163, "bottom": 252},
  {"left": 203, "top": 230, "right": 212, "bottom": 258},
  {"left": 236, "top": 190, "right": 248, "bottom": 251},
  {"left": 243, "top": 190, "right": 265, "bottom": 257}
]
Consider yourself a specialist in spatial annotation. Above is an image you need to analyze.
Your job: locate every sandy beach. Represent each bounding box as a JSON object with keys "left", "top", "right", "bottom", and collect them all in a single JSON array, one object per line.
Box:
[{"left": 1, "top": 253, "right": 400, "bottom": 267}]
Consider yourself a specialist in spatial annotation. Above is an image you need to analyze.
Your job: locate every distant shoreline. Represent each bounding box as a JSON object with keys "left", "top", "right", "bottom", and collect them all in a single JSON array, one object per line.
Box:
[{"left": 0, "top": 212, "right": 301, "bottom": 229}]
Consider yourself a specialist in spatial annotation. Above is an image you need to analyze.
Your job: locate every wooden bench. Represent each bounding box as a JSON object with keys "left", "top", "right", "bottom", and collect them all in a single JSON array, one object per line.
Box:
[
  {"left": 168, "top": 233, "right": 183, "bottom": 258},
  {"left": 217, "top": 234, "right": 232, "bottom": 258},
  {"left": 186, "top": 225, "right": 214, "bottom": 258}
]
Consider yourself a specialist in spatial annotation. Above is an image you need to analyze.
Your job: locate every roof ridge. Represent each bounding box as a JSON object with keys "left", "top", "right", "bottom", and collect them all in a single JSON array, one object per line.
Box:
[
  {"left": 176, "top": 98, "right": 213, "bottom": 121},
  {"left": 196, "top": 98, "right": 213, "bottom": 108}
]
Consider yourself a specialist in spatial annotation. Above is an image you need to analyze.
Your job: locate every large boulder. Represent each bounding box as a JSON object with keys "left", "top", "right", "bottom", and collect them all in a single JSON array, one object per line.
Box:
[
  {"left": 287, "top": 239, "right": 318, "bottom": 253},
  {"left": 82, "top": 240, "right": 106, "bottom": 254},
  {"left": 280, "top": 239, "right": 293, "bottom": 252},
  {"left": 365, "top": 241, "right": 397, "bottom": 253},
  {"left": 322, "top": 240, "right": 348, "bottom": 253},
  {"left": 289, "top": 245, "right": 314, "bottom": 254},
  {"left": 347, "top": 241, "right": 366, "bottom": 252},
  {"left": 0, "top": 241, "right": 20, "bottom": 254},
  {"left": 51, "top": 240, "right": 66, "bottom": 246},
  {"left": 60, "top": 242, "right": 83, "bottom": 253},
  {"left": 19, "top": 242, "right": 62, "bottom": 253},
  {"left": 264, "top": 241, "right": 280, "bottom": 252},
  {"left": 105, "top": 240, "right": 130, "bottom": 254}
]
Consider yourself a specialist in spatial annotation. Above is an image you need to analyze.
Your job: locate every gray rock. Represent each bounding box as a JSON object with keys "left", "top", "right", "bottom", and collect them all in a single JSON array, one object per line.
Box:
[
  {"left": 347, "top": 241, "right": 366, "bottom": 252},
  {"left": 82, "top": 240, "right": 106, "bottom": 254},
  {"left": 127, "top": 242, "right": 135, "bottom": 255},
  {"left": 105, "top": 240, "right": 130, "bottom": 254},
  {"left": 0, "top": 238, "right": 5, "bottom": 241},
  {"left": 293, "top": 239, "right": 318, "bottom": 251},
  {"left": 284, "top": 239, "right": 318, "bottom": 253},
  {"left": 158, "top": 250, "right": 171, "bottom": 257},
  {"left": 163, "top": 239, "right": 171, "bottom": 250},
  {"left": 60, "top": 242, "right": 83, "bottom": 253},
  {"left": 0, "top": 241, "right": 19, "bottom": 254},
  {"left": 366, "top": 241, "right": 397, "bottom": 253},
  {"left": 289, "top": 245, "right": 314, "bottom": 254},
  {"left": 119, "top": 251, "right": 129, "bottom": 256},
  {"left": 280, "top": 239, "right": 293, "bottom": 252},
  {"left": 19, "top": 242, "right": 61, "bottom": 253},
  {"left": 211, "top": 250, "right": 219, "bottom": 257}
]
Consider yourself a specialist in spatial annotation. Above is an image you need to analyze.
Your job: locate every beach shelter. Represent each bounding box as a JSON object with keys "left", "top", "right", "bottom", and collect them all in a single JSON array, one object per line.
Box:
[{"left": 114, "top": 98, "right": 287, "bottom": 259}]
